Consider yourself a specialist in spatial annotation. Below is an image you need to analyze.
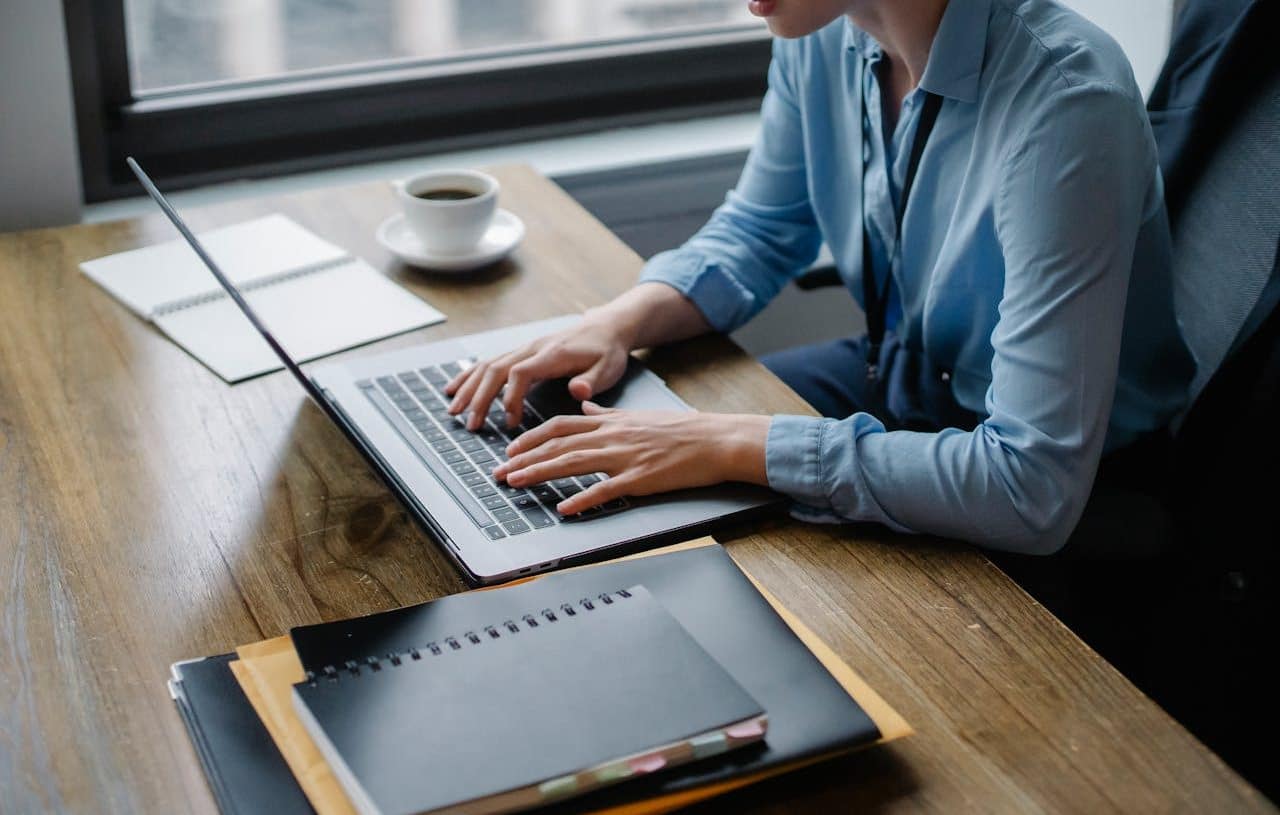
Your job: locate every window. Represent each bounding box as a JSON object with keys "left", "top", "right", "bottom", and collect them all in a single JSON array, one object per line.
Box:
[{"left": 65, "top": 0, "right": 771, "bottom": 202}]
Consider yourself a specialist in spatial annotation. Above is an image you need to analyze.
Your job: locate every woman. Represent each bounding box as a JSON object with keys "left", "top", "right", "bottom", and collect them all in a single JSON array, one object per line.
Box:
[{"left": 446, "top": 0, "right": 1191, "bottom": 554}]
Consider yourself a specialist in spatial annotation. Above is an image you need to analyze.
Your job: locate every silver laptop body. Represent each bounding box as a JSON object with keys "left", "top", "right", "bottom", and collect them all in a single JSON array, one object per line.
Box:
[{"left": 130, "top": 159, "right": 779, "bottom": 585}]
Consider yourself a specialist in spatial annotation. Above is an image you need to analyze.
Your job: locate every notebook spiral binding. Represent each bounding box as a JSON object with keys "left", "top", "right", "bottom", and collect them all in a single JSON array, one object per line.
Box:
[
  {"left": 151, "top": 255, "right": 356, "bottom": 318},
  {"left": 304, "top": 589, "right": 634, "bottom": 686}
]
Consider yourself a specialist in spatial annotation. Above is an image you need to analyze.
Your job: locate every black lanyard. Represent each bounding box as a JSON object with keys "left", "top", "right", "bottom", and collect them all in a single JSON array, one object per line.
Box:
[{"left": 861, "top": 89, "right": 944, "bottom": 382}]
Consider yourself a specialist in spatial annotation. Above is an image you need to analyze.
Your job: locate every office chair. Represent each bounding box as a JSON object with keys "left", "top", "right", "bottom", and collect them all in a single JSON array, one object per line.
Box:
[{"left": 998, "top": 0, "right": 1279, "bottom": 798}]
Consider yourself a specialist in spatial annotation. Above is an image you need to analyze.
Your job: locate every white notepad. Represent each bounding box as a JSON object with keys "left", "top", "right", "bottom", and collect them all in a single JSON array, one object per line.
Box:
[{"left": 81, "top": 214, "right": 445, "bottom": 383}]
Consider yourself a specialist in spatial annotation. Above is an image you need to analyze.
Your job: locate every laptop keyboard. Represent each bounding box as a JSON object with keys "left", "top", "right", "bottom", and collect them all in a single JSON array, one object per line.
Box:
[{"left": 358, "top": 360, "right": 627, "bottom": 539}]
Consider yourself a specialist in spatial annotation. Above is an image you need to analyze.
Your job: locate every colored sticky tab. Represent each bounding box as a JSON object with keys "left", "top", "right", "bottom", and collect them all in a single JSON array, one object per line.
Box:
[
  {"left": 690, "top": 731, "right": 729, "bottom": 759},
  {"left": 538, "top": 775, "right": 578, "bottom": 800},
  {"left": 627, "top": 754, "right": 668, "bottom": 774},
  {"left": 593, "top": 761, "right": 633, "bottom": 783},
  {"left": 726, "top": 719, "right": 767, "bottom": 740}
]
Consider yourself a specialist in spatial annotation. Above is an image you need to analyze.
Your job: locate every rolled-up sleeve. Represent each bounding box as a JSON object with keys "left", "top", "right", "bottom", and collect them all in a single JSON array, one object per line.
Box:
[
  {"left": 763, "top": 85, "right": 1154, "bottom": 555},
  {"left": 638, "top": 40, "right": 823, "bottom": 333}
]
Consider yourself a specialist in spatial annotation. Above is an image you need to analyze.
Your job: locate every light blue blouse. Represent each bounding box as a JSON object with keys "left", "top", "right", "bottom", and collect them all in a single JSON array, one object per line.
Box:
[{"left": 638, "top": 0, "right": 1192, "bottom": 553}]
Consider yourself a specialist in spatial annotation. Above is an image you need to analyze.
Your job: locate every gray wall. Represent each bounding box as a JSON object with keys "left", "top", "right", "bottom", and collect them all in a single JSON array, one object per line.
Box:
[{"left": 0, "top": 0, "right": 83, "bottom": 232}]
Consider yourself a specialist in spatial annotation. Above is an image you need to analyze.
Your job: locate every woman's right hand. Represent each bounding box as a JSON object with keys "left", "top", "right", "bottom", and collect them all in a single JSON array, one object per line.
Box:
[{"left": 443, "top": 312, "right": 632, "bottom": 430}]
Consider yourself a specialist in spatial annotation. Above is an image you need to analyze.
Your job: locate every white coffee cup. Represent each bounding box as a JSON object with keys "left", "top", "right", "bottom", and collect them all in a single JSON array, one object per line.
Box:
[{"left": 397, "top": 169, "right": 498, "bottom": 255}]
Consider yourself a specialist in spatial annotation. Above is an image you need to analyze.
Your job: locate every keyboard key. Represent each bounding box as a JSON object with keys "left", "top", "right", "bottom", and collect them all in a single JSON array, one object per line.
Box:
[
  {"left": 458, "top": 438, "right": 482, "bottom": 453},
  {"left": 502, "top": 519, "right": 532, "bottom": 535},
  {"left": 397, "top": 372, "right": 419, "bottom": 386},
  {"left": 419, "top": 395, "right": 443, "bottom": 410},
  {"left": 602, "top": 499, "right": 628, "bottom": 511},
  {"left": 484, "top": 525, "right": 506, "bottom": 540},
  {"left": 522, "top": 508, "right": 554, "bottom": 529},
  {"left": 578, "top": 474, "right": 601, "bottom": 487},
  {"left": 470, "top": 451, "right": 495, "bottom": 466},
  {"left": 551, "top": 478, "right": 578, "bottom": 491},
  {"left": 530, "top": 485, "right": 560, "bottom": 503},
  {"left": 482, "top": 495, "right": 508, "bottom": 510},
  {"left": 461, "top": 472, "right": 486, "bottom": 488},
  {"left": 375, "top": 376, "right": 398, "bottom": 390},
  {"left": 440, "top": 361, "right": 462, "bottom": 378},
  {"left": 477, "top": 462, "right": 499, "bottom": 477},
  {"left": 498, "top": 484, "right": 527, "bottom": 498},
  {"left": 558, "top": 484, "right": 582, "bottom": 498},
  {"left": 471, "top": 484, "right": 497, "bottom": 498},
  {"left": 420, "top": 367, "right": 447, "bottom": 385},
  {"left": 449, "top": 427, "right": 473, "bottom": 440},
  {"left": 493, "top": 507, "right": 519, "bottom": 523},
  {"left": 511, "top": 494, "right": 538, "bottom": 510},
  {"left": 441, "top": 450, "right": 466, "bottom": 465},
  {"left": 422, "top": 429, "right": 446, "bottom": 443},
  {"left": 450, "top": 461, "right": 476, "bottom": 475},
  {"left": 431, "top": 439, "right": 455, "bottom": 453}
]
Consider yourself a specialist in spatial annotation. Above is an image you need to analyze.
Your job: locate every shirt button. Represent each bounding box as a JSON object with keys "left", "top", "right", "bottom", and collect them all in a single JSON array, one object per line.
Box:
[{"left": 941, "top": 371, "right": 952, "bottom": 383}]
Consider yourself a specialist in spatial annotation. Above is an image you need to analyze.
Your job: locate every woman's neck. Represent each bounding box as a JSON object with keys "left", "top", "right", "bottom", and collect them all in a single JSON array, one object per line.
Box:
[{"left": 848, "top": 0, "right": 949, "bottom": 95}]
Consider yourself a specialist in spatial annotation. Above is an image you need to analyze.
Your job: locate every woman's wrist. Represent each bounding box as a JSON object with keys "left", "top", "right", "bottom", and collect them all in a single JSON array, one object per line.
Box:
[
  {"left": 713, "top": 413, "right": 772, "bottom": 486},
  {"left": 587, "top": 282, "right": 710, "bottom": 351},
  {"left": 583, "top": 294, "right": 649, "bottom": 351}
]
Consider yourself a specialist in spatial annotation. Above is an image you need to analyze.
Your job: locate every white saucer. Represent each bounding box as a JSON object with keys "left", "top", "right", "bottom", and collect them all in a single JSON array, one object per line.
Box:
[{"left": 376, "top": 209, "right": 525, "bottom": 272}]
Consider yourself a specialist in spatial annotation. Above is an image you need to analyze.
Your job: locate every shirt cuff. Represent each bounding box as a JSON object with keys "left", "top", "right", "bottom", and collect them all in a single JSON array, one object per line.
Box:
[
  {"left": 637, "top": 250, "right": 758, "bottom": 333},
  {"left": 764, "top": 414, "right": 834, "bottom": 510}
]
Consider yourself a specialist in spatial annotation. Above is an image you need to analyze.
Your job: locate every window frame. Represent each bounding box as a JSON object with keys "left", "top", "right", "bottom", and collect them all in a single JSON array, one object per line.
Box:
[{"left": 63, "top": 0, "right": 772, "bottom": 202}]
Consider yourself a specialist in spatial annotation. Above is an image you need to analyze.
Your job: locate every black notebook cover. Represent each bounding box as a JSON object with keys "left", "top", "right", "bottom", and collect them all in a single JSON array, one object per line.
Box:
[
  {"left": 294, "top": 586, "right": 765, "bottom": 815},
  {"left": 171, "top": 545, "right": 881, "bottom": 815},
  {"left": 169, "top": 654, "right": 316, "bottom": 815}
]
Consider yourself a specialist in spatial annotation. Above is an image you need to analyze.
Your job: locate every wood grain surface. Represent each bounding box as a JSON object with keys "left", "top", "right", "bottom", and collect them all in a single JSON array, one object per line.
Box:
[{"left": 0, "top": 165, "right": 1270, "bottom": 814}]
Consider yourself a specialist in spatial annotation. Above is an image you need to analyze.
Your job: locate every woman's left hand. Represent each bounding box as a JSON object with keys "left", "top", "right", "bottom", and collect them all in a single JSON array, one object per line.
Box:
[{"left": 492, "top": 402, "right": 771, "bottom": 516}]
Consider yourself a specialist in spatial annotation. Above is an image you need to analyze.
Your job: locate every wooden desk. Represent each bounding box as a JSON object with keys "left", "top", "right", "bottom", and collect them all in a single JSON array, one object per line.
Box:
[{"left": 0, "top": 166, "right": 1269, "bottom": 814}]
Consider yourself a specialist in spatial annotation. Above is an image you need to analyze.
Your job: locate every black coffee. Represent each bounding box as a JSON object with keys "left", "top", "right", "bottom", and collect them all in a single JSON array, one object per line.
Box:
[{"left": 414, "top": 188, "right": 478, "bottom": 201}]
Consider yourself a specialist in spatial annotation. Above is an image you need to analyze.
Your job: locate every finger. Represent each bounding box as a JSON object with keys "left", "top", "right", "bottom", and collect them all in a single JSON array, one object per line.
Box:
[
  {"left": 505, "top": 415, "right": 601, "bottom": 458},
  {"left": 501, "top": 348, "right": 590, "bottom": 427},
  {"left": 443, "top": 364, "right": 476, "bottom": 397},
  {"left": 447, "top": 357, "right": 498, "bottom": 414},
  {"left": 501, "top": 352, "right": 559, "bottom": 426},
  {"left": 567, "top": 353, "right": 626, "bottom": 401},
  {"left": 505, "top": 449, "right": 615, "bottom": 488},
  {"left": 445, "top": 360, "right": 486, "bottom": 403},
  {"left": 580, "top": 400, "right": 616, "bottom": 416},
  {"left": 448, "top": 347, "right": 534, "bottom": 413},
  {"left": 462, "top": 363, "right": 512, "bottom": 429},
  {"left": 495, "top": 432, "right": 598, "bottom": 481},
  {"left": 557, "top": 476, "right": 626, "bottom": 515}
]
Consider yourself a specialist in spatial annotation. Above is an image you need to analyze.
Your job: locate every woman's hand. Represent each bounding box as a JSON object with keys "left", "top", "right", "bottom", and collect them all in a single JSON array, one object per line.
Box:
[
  {"left": 443, "top": 283, "right": 713, "bottom": 431},
  {"left": 444, "top": 314, "right": 632, "bottom": 430},
  {"left": 492, "top": 402, "right": 771, "bottom": 516}
]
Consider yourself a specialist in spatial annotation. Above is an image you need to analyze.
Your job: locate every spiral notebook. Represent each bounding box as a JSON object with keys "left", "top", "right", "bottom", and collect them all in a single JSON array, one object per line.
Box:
[
  {"left": 80, "top": 214, "right": 445, "bottom": 383},
  {"left": 292, "top": 585, "right": 767, "bottom": 815}
]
